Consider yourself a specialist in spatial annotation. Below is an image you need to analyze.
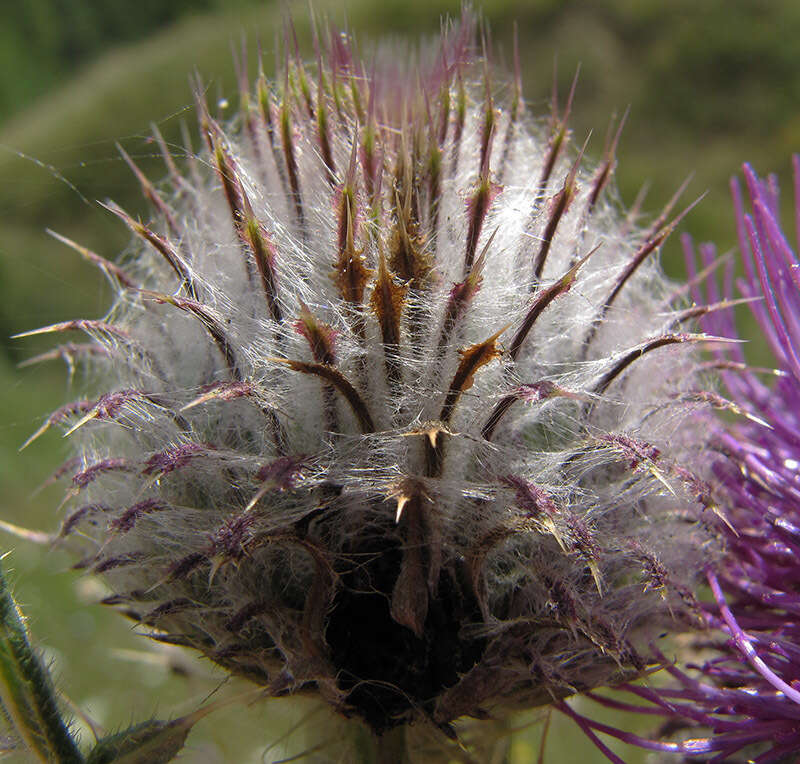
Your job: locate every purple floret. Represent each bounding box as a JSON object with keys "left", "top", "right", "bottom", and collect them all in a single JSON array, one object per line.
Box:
[
  {"left": 687, "top": 160, "right": 800, "bottom": 761},
  {"left": 578, "top": 159, "right": 800, "bottom": 762}
]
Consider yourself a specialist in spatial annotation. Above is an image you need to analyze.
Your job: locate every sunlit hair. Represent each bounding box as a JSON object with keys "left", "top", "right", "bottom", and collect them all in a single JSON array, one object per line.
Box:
[{"left": 18, "top": 11, "right": 723, "bottom": 755}]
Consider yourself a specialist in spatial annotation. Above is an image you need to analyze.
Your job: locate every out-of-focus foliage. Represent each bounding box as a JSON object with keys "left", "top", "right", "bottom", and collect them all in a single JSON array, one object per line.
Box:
[{"left": 0, "top": 0, "right": 255, "bottom": 120}]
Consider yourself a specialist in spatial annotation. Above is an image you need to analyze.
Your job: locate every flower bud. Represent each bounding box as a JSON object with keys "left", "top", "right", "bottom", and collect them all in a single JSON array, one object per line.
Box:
[{"left": 21, "top": 12, "right": 721, "bottom": 747}]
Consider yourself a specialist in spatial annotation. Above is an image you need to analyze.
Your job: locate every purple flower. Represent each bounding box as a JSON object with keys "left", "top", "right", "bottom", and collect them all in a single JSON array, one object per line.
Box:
[{"left": 577, "top": 160, "right": 800, "bottom": 763}]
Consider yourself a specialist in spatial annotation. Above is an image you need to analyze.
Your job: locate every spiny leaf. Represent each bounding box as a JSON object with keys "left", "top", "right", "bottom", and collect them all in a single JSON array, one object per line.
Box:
[
  {"left": 512, "top": 244, "right": 600, "bottom": 361},
  {"left": 389, "top": 189, "right": 432, "bottom": 285},
  {"left": 139, "top": 291, "right": 241, "bottom": 379},
  {"left": 294, "top": 303, "right": 336, "bottom": 365},
  {"left": 0, "top": 563, "right": 84, "bottom": 763},
  {"left": 532, "top": 136, "right": 588, "bottom": 280},
  {"left": 86, "top": 718, "right": 191, "bottom": 764},
  {"left": 100, "top": 201, "right": 196, "bottom": 299},
  {"left": 270, "top": 358, "right": 375, "bottom": 432},
  {"left": 47, "top": 229, "right": 136, "bottom": 289},
  {"left": 463, "top": 173, "right": 500, "bottom": 276},
  {"left": 243, "top": 215, "right": 283, "bottom": 323},
  {"left": 333, "top": 192, "right": 372, "bottom": 306},
  {"left": 370, "top": 253, "right": 408, "bottom": 352},
  {"left": 440, "top": 325, "right": 507, "bottom": 424}
]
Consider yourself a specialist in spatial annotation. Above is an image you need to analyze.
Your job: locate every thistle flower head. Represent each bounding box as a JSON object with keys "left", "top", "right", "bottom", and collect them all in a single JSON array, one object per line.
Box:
[
  {"left": 20, "top": 13, "right": 721, "bottom": 743},
  {"left": 670, "top": 162, "right": 800, "bottom": 760},
  {"left": 579, "top": 161, "right": 800, "bottom": 763}
]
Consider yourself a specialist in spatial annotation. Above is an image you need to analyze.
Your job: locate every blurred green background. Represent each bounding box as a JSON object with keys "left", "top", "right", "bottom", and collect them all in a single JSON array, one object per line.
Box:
[{"left": 1, "top": 0, "right": 798, "bottom": 761}]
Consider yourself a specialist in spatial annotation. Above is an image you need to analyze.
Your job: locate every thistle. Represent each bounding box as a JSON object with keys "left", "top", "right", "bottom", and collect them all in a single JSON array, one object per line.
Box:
[
  {"left": 574, "top": 162, "right": 800, "bottom": 763},
  {"left": 13, "top": 12, "right": 725, "bottom": 760}
]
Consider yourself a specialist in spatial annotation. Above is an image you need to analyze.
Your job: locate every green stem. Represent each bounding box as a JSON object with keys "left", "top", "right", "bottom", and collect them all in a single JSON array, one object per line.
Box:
[{"left": 0, "top": 562, "right": 84, "bottom": 763}]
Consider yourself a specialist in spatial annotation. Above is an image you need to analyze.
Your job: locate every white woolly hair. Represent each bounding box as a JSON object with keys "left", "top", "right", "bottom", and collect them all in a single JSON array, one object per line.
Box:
[{"left": 24, "top": 12, "right": 722, "bottom": 738}]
